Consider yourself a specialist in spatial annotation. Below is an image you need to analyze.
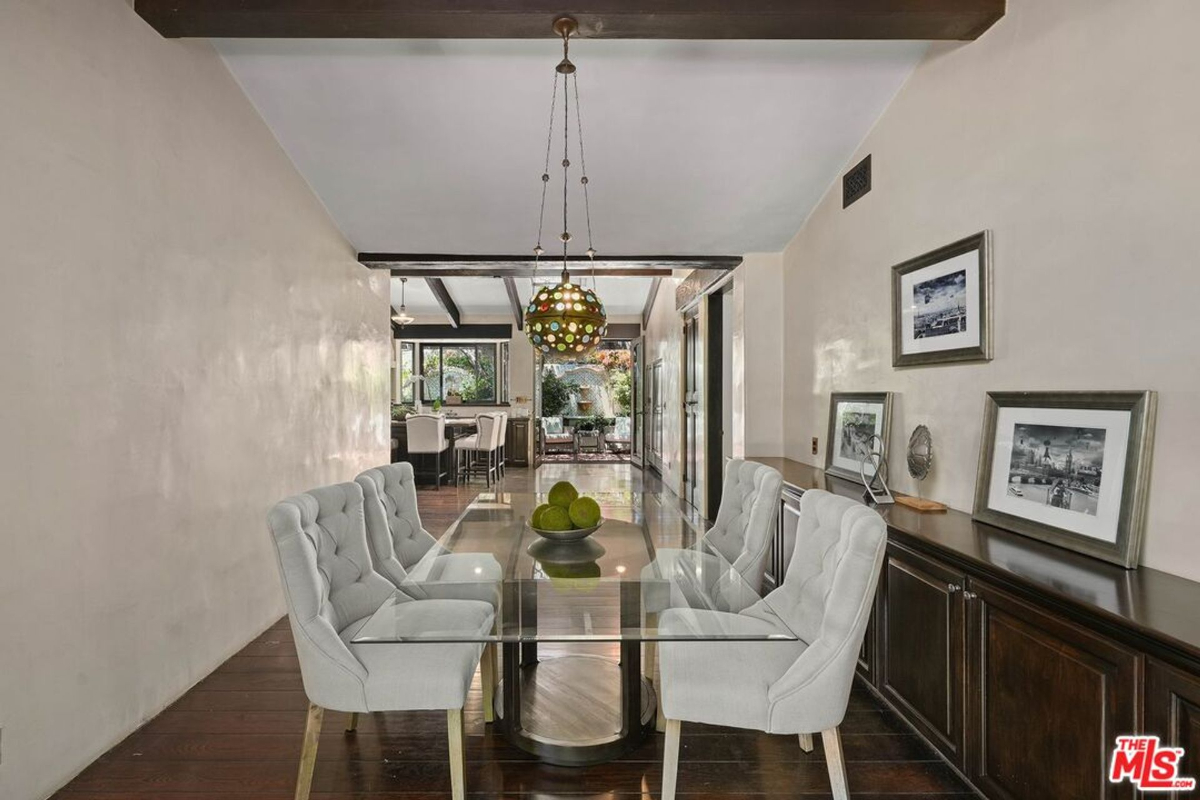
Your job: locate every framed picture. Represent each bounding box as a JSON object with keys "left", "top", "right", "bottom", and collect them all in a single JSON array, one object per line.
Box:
[
  {"left": 825, "top": 392, "right": 894, "bottom": 482},
  {"left": 972, "top": 391, "right": 1157, "bottom": 568},
  {"left": 892, "top": 231, "right": 993, "bottom": 367}
]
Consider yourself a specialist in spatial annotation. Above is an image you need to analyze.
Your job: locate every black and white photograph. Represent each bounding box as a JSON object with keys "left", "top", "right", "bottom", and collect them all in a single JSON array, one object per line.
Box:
[
  {"left": 973, "top": 391, "right": 1157, "bottom": 568},
  {"left": 892, "top": 231, "right": 992, "bottom": 366},
  {"left": 912, "top": 269, "right": 967, "bottom": 338},
  {"left": 826, "top": 392, "right": 893, "bottom": 482},
  {"left": 838, "top": 410, "right": 879, "bottom": 460},
  {"left": 1005, "top": 423, "right": 1105, "bottom": 517}
]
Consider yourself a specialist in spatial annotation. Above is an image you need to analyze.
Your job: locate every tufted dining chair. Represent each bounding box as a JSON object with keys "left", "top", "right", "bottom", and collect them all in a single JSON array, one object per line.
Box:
[
  {"left": 356, "top": 462, "right": 504, "bottom": 719},
  {"left": 641, "top": 459, "right": 782, "bottom": 724},
  {"left": 657, "top": 489, "right": 887, "bottom": 800},
  {"left": 267, "top": 481, "right": 495, "bottom": 800},
  {"left": 355, "top": 462, "right": 504, "bottom": 605}
]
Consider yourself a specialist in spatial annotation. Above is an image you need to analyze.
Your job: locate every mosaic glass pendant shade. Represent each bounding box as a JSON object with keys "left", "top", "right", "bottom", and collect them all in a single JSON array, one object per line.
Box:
[{"left": 526, "top": 281, "right": 607, "bottom": 355}]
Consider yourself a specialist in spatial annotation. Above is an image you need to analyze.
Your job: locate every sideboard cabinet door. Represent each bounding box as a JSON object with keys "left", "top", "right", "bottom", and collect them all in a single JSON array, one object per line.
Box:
[
  {"left": 1145, "top": 658, "right": 1200, "bottom": 799},
  {"left": 966, "top": 578, "right": 1140, "bottom": 800},
  {"left": 880, "top": 543, "right": 967, "bottom": 766}
]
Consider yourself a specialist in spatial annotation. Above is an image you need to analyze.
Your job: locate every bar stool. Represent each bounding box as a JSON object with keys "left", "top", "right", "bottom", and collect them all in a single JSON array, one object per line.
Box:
[
  {"left": 495, "top": 411, "right": 509, "bottom": 476},
  {"left": 406, "top": 414, "right": 451, "bottom": 490},
  {"left": 455, "top": 413, "right": 501, "bottom": 487}
]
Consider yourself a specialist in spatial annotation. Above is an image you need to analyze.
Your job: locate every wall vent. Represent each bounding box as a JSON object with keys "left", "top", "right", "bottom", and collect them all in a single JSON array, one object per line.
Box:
[{"left": 842, "top": 154, "right": 872, "bottom": 208}]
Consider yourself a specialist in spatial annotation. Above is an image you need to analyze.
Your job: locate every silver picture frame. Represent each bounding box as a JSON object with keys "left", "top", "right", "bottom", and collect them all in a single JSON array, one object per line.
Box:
[
  {"left": 972, "top": 391, "right": 1157, "bottom": 569},
  {"left": 825, "top": 392, "right": 894, "bottom": 483},
  {"left": 891, "top": 231, "right": 993, "bottom": 367}
]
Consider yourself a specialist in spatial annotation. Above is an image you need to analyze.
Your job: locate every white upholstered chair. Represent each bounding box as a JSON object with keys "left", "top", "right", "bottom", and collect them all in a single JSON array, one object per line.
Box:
[
  {"left": 405, "top": 413, "right": 450, "bottom": 489},
  {"left": 641, "top": 460, "right": 782, "bottom": 728},
  {"left": 657, "top": 489, "right": 888, "bottom": 800},
  {"left": 267, "top": 481, "right": 495, "bottom": 800},
  {"left": 355, "top": 462, "right": 503, "bottom": 606},
  {"left": 455, "top": 413, "right": 501, "bottom": 486}
]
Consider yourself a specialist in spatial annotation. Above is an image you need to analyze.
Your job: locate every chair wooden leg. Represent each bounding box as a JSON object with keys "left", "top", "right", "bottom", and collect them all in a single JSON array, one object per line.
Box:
[
  {"left": 295, "top": 703, "right": 323, "bottom": 800},
  {"left": 345, "top": 712, "right": 359, "bottom": 733},
  {"left": 662, "top": 717, "right": 681, "bottom": 800},
  {"left": 822, "top": 727, "right": 850, "bottom": 800},
  {"left": 797, "top": 732, "right": 813, "bottom": 753},
  {"left": 481, "top": 643, "right": 496, "bottom": 724},
  {"left": 448, "top": 708, "right": 467, "bottom": 800}
]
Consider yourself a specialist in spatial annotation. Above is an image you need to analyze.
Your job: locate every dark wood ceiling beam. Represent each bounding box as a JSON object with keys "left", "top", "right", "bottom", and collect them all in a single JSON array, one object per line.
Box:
[
  {"left": 642, "top": 276, "right": 663, "bottom": 328},
  {"left": 424, "top": 277, "right": 461, "bottom": 329},
  {"left": 503, "top": 277, "right": 525, "bottom": 331},
  {"left": 135, "top": 1, "right": 1005, "bottom": 41},
  {"left": 362, "top": 254, "right": 741, "bottom": 278}
]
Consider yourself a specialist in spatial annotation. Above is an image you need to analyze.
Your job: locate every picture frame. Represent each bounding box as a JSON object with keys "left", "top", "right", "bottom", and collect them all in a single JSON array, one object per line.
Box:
[
  {"left": 972, "top": 391, "right": 1157, "bottom": 569},
  {"left": 891, "top": 231, "right": 993, "bottom": 367},
  {"left": 825, "top": 392, "right": 894, "bottom": 482}
]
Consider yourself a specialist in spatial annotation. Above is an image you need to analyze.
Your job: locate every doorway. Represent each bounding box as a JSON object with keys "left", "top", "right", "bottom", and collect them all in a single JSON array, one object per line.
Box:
[{"left": 534, "top": 340, "right": 634, "bottom": 464}]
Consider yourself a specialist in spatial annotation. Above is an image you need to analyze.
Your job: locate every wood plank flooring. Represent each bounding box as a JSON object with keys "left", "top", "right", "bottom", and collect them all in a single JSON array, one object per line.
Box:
[{"left": 52, "top": 463, "right": 975, "bottom": 798}]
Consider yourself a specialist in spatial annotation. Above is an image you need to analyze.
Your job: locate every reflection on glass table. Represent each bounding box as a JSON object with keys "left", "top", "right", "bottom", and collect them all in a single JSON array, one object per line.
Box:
[{"left": 352, "top": 490, "right": 799, "bottom": 765}]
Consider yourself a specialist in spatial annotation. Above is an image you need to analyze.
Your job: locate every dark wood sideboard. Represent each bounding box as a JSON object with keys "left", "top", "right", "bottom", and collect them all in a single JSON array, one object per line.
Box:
[{"left": 747, "top": 456, "right": 1200, "bottom": 800}]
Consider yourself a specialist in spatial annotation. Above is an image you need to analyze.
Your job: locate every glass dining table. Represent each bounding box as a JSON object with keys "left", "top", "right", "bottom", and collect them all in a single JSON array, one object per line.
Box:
[{"left": 353, "top": 489, "right": 800, "bottom": 766}]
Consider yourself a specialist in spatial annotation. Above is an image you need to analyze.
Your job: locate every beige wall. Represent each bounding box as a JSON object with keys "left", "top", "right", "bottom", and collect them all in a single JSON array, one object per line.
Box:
[
  {"left": 0, "top": 3, "right": 390, "bottom": 799},
  {"left": 781, "top": 0, "right": 1200, "bottom": 579},
  {"left": 737, "top": 253, "right": 785, "bottom": 458}
]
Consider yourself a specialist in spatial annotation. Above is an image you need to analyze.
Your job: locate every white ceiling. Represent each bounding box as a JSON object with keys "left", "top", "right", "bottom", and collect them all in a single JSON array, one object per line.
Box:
[
  {"left": 390, "top": 274, "right": 656, "bottom": 321},
  {"left": 216, "top": 38, "right": 926, "bottom": 255}
]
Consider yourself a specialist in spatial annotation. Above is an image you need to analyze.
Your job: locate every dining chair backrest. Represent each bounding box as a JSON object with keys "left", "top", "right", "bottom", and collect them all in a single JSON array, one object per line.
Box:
[
  {"left": 475, "top": 414, "right": 500, "bottom": 451},
  {"left": 267, "top": 482, "right": 396, "bottom": 708},
  {"left": 496, "top": 412, "right": 508, "bottom": 446},
  {"left": 406, "top": 414, "right": 445, "bottom": 454},
  {"left": 355, "top": 462, "right": 439, "bottom": 582},
  {"left": 704, "top": 460, "right": 783, "bottom": 594},
  {"left": 760, "top": 489, "right": 886, "bottom": 730}
]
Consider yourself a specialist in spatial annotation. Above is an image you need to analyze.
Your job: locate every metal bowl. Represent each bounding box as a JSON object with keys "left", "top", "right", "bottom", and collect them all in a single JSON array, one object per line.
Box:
[{"left": 530, "top": 518, "right": 604, "bottom": 542}]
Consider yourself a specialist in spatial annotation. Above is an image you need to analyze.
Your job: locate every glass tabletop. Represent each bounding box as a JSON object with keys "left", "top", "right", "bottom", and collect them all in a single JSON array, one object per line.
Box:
[{"left": 352, "top": 490, "right": 799, "bottom": 644}]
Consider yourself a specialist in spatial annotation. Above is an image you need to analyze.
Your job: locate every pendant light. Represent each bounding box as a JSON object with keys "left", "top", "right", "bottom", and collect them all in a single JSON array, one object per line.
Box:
[
  {"left": 525, "top": 17, "right": 608, "bottom": 356},
  {"left": 392, "top": 277, "right": 416, "bottom": 327}
]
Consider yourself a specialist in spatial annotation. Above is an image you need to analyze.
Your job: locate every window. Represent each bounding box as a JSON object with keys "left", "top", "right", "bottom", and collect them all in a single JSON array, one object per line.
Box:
[
  {"left": 420, "top": 343, "right": 498, "bottom": 403},
  {"left": 398, "top": 342, "right": 415, "bottom": 404}
]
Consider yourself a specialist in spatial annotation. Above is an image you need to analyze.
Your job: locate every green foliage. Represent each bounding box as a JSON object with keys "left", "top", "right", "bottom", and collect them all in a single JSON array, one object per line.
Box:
[
  {"left": 541, "top": 370, "right": 572, "bottom": 417},
  {"left": 608, "top": 369, "right": 632, "bottom": 415}
]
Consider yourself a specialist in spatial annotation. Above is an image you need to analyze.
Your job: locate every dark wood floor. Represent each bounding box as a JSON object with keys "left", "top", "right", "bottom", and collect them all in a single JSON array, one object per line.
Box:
[{"left": 52, "top": 464, "right": 976, "bottom": 798}]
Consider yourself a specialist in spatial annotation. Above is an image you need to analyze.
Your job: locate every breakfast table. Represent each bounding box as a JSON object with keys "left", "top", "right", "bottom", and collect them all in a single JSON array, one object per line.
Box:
[{"left": 352, "top": 489, "right": 801, "bottom": 765}]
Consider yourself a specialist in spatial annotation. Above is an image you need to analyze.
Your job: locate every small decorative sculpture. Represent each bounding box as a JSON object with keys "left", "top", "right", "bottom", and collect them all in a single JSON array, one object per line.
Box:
[
  {"left": 895, "top": 424, "right": 948, "bottom": 512},
  {"left": 858, "top": 434, "right": 895, "bottom": 506}
]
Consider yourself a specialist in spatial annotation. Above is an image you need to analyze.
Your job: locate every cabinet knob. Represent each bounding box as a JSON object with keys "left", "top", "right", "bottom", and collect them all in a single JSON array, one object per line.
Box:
[
  {"left": 963, "top": 591, "right": 978, "bottom": 601},
  {"left": 947, "top": 583, "right": 962, "bottom": 593}
]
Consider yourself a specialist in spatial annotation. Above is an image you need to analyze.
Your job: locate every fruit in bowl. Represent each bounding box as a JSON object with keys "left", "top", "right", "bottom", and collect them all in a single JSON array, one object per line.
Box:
[{"left": 530, "top": 481, "right": 605, "bottom": 541}]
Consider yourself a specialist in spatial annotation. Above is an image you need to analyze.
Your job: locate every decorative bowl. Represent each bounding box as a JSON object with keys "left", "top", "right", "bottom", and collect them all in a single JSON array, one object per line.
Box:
[{"left": 530, "top": 518, "right": 604, "bottom": 542}]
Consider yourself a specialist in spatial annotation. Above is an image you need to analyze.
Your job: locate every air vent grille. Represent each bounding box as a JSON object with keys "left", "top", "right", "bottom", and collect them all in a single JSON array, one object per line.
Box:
[{"left": 843, "top": 154, "right": 872, "bottom": 208}]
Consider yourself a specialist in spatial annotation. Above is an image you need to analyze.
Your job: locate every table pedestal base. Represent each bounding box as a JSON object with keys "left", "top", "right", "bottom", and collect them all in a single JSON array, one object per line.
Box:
[{"left": 495, "top": 645, "right": 656, "bottom": 766}]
